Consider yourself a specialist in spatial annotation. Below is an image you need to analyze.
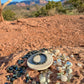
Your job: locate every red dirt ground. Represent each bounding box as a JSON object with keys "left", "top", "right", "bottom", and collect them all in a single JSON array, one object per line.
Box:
[{"left": 0, "top": 15, "right": 84, "bottom": 84}]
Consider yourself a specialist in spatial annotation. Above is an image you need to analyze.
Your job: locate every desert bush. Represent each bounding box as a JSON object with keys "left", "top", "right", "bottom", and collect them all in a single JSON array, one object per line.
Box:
[
  {"left": 66, "top": 0, "right": 84, "bottom": 13},
  {"left": 3, "top": 9, "right": 16, "bottom": 21},
  {"left": 35, "top": 1, "right": 65, "bottom": 17},
  {"left": 48, "top": 8, "right": 56, "bottom": 16},
  {"left": 35, "top": 7, "right": 48, "bottom": 17}
]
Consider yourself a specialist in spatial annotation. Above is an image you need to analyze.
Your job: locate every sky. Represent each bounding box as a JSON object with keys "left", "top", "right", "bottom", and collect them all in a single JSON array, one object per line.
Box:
[{"left": 1, "top": 0, "right": 61, "bottom": 4}]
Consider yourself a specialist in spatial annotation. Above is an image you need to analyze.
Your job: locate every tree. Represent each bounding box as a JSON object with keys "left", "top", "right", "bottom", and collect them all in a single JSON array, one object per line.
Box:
[
  {"left": 0, "top": 0, "right": 12, "bottom": 22},
  {"left": 3, "top": 9, "right": 16, "bottom": 21},
  {"left": 67, "top": 0, "right": 84, "bottom": 12}
]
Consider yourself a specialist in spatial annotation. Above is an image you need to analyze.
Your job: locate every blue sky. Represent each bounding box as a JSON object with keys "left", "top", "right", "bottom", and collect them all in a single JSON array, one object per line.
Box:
[{"left": 1, "top": 0, "right": 61, "bottom": 4}]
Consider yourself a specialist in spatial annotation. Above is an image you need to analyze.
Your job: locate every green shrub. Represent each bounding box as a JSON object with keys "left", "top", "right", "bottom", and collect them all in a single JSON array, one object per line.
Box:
[
  {"left": 3, "top": 9, "right": 16, "bottom": 21},
  {"left": 48, "top": 8, "right": 56, "bottom": 16},
  {"left": 35, "top": 1, "right": 65, "bottom": 17},
  {"left": 67, "top": 0, "right": 84, "bottom": 13}
]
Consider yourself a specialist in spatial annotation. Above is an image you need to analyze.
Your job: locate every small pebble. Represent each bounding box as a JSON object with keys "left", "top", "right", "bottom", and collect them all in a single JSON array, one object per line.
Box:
[
  {"left": 44, "top": 82, "right": 48, "bottom": 84},
  {"left": 57, "top": 59, "right": 62, "bottom": 66},
  {"left": 26, "top": 74, "right": 29, "bottom": 77},
  {"left": 65, "top": 56, "right": 70, "bottom": 61},
  {"left": 66, "top": 69, "right": 73, "bottom": 74},
  {"left": 63, "top": 53, "right": 67, "bottom": 57},
  {"left": 66, "top": 61, "right": 72, "bottom": 66},
  {"left": 77, "top": 63, "right": 82, "bottom": 67},
  {"left": 44, "top": 51, "right": 48, "bottom": 53},
  {"left": 43, "top": 73, "right": 47, "bottom": 77},
  {"left": 62, "top": 66, "right": 66, "bottom": 70},
  {"left": 39, "top": 74, "right": 43, "bottom": 78},
  {"left": 17, "top": 60, "right": 24, "bottom": 65},
  {"left": 32, "top": 81, "right": 36, "bottom": 84},
  {"left": 57, "top": 73, "right": 62, "bottom": 76},
  {"left": 57, "top": 59, "right": 61, "bottom": 62},
  {"left": 68, "top": 74, "right": 73, "bottom": 80},
  {"left": 36, "top": 81, "right": 40, "bottom": 84},
  {"left": 25, "top": 77, "right": 30, "bottom": 83},
  {"left": 47, "top": 79, "right": 51, "bottom": 83},
  {"left": 65, "top": 73, "right": 69, "bottom": 77},
  {"left": 57, "top": 62, "right": 62, "bottom": 66},
  {"left": 40, "top": 77, "right": 46, "bottom": 83},
  {"left": 57, "top": 76, "right": 61, "bottom": 79},
  {"left": 47, "top": 74, "right": 50, "bottom": 78},
  {"left": 61, "top": 75, "right": 68, "bottom": 82},
  {"left": 70, "top": 54, "right": 74, "bottom": 58},
  {"left": 55, "top": 49, "right": 60, "bottom": 55},
  {"left": 5, "top": 83, "right": 8, "bottom": 84},
  {"left": 56, "top": 82, "right": 60, "bottom": 84},
  {"left": 59, "top": 53, "right": 62, "bottom": 56},
  {"left": 47, "top": 70, "right": 53, "bottom": 75},
  {"left": 50, "top": 53, "right": 55, "bottom": 56},
  {"left": 53, "top": 61, "right": 57, "bottom": 65},
  {"left": 57, "top": 67, "right": 62, "bottom": 72}
]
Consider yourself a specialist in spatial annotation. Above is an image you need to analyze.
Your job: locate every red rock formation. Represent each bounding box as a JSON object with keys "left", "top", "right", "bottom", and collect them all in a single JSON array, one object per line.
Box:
[{"left": 16, "top": 3, "right": 28, "bottom": 7}]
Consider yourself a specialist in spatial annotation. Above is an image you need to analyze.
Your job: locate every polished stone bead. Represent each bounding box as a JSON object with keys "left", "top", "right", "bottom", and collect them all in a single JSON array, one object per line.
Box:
[
  {"left": 5, "top": 83, "right": 8, "bottom": 84},
  {"left": 17, "top": 60, "right": 24, "bottom": 65},
  {"left": 66, "top": 61, "right": 72, "bottom": 66},
  {"left": 10, "top": 78, "right": 15, "bottom": 82},
  {"left": 36, "top": 81, "right": 40, "bottom": 84},
  {"left": 6, "top": 75, "right": 11, "bottom": 81},
  {"left": 25, "top": 77, "right": 30, "bottom": 83}
]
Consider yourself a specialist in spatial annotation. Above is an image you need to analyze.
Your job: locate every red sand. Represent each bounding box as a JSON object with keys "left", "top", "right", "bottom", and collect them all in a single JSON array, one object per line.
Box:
[{"left": 0, "top": 15, "right": 84, "bottom": 84}]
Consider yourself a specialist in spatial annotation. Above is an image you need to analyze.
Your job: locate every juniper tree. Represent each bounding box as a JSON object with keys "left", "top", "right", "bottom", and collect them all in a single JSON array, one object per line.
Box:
[{"left": 0, "top": 0, "right": 12, "bottom": 22}]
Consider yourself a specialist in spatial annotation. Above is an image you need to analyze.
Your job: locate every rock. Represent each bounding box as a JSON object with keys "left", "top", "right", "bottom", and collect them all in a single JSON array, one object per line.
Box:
[
  {"left": 5, "top": 83, "right": 8, "bottom": 84},
  {"left": 57, "top": 76, "right": 61, "bottom": 79},
  {"left": 47, "top": 70, "right": 53, "bottom": 75},
  {"left": 59, "top": 53, "right": 62, "bottom": 56},
  {"left": 57, "top": 67, "right": 62, "bottom": 72},
  {"left": 57, "top": 62, "right": 62, "bottom": 66},
  {"left": 66, "top": 61, "right": 73, "bottom": 67},
  {"left": 57, "top": 73, "right": 62, "bottom": 76},
  {"left": 32, "top": 81, "right": 36, "bottom": 84},
  {"left": 57, "top": 72, "right": 64, "bottom": 76},
  {"left": 47, "top": 74, "right": 50, "bottom": 78},
  {"left": 77, "top": 63, "right": 82, "bottom": 67},
  {"left": 57, "top": 59, "right": 62, "bottom": 66},
  {"left": 65, "top": 73, "right": 69, "bottom": 77},
  {"left": 39, "top": 74, "right": 43, "bottom": 78},
  {"left": 47, "top": 79, "right": 51, "bottom": 83},
  {"left": 70, "top": 54, "right": 74, "bottom": 58},
  {"left": 55, "top": 49, "right": 60, "bottom": 55},
  {"left": 43, "top": 73, "right": 47, "bottom": 77},
  {"left": 26, "top": 74, "right": 29, "bottom": 77},
  {"left": 56, "top": 82, "right": 60, "bottom": 84},
  {"left": 66, "top": 69, "right": 73, "bottom": 74},
  {"left": 36, "top": 81, "right": 40, "bottom": 84},
  {"left": 44, "top": 51, "right": 49, "bottom": 54},
  {"left": 64, "top": 56, "right": 70, "bottom": 61},
  {"left": 57, "top": 59, "right": 62, "bottom": 62},
  {"left": 62, "top": 66, "right": 66, "bottom": 70},
  {"left": 61, "top": 75, "right": 68, "bottom": 82},
  {"left": 50, "top": 53, "right": 55, "bottom": 56},
  {"left": 17, "top": 60, "right": 24, "bottom": 65},
  {"left": 40, "top": 77, "right": 46, "bottom": 83},
  {"left": 68, "top": 74, "right": 73, "bottom": 80},
  {"left": 44, "top": 82, "right": 48, "bottom": 84},
  {"left": 53, "top": 61, "right": 57, "bottom": 65}
]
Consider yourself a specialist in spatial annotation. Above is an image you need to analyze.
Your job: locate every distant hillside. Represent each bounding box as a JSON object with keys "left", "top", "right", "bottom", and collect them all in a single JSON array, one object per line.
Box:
[
  {"left": 61, "top": 0, "right": 67, "bottom": 3},
  {"left": 3, "top": 4, "right": 43, "bottom": 19},
  {"left": 8, "top": 0, "right": 48, "bottom": 6}
]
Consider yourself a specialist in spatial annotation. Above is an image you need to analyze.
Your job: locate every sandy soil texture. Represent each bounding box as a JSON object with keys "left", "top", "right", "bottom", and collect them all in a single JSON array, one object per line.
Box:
[{"left": 0, "top": 15, "right": 84, "bottom": 84}]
